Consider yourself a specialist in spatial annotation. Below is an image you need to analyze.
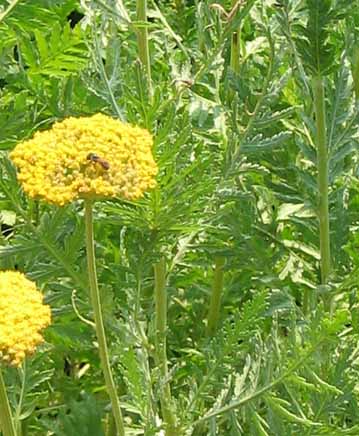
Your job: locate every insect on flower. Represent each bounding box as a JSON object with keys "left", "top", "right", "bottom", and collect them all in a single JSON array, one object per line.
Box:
[
  {"left": 11, "top": 114, "right": 157, "bottom": 204},
  {"left": 87, "top": 152, "right": 110, "bottom": 170}
]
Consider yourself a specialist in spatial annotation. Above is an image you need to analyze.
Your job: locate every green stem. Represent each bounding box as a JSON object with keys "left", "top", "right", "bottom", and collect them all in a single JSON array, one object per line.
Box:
[
  {"left": 154, "top": 258, "right": 177, "bottom": 436},
  {"left": 0, "top": 368, "right": 16, "bottom": 436},
  {"left": 302, "top": 288, "right": 310, "bottom": 317},
  {"left": 0, "top": 0, "right": 22, "bottom": 24},
  {"left": 312, "top": 76, "right": 331, "bottom": 307},
  {"left": 352, "top": 47, "right": 359, "bottom": 101},
  {"left": 84, "top": 200, "right": 125, "bottom": 436},
  {"left": 14, "top": 361, "right": 26, "bottom": 436},
  {"left": 206, "top": 257, "right": 225, "bottom": 336},
  {"left": 229, "top": 21, "right": 240, "bottom": 104},
  {"left": 230, "top": 31, "right": 240, "bottom": 73},
  {"left": 105, "top": 413, "right": 116, "bottom": 436},
  {"left": 230, "top": 0, "right": 241, "bottom": 74},
  {"left": 136, "top": 0, "right": 153, "bottom": 100}
]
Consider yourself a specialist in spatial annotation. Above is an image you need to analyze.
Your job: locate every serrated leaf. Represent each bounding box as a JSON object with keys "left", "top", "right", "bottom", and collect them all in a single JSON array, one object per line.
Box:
[
  {"left": 256, "top": 107, "right": 296, "bottom": 127},
  {"left": 242, "top": 131, "right": 292, "bottom": 153}
]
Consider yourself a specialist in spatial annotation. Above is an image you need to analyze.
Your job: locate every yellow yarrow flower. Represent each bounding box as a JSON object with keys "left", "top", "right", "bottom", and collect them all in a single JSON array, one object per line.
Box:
[
  {"left": 10, "top": 114, "right": 158, "bottom": 206},
  {"left": 0, "top": 271, "right": 51, "bottom": 367}
]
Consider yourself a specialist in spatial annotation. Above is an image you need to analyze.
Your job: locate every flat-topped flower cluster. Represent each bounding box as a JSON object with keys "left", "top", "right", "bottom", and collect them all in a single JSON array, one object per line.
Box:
[{"left": 11, "top": 114, "right": 158, "bottom": 206}]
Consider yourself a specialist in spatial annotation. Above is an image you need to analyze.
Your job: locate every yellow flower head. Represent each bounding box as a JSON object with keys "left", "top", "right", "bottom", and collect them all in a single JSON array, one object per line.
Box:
[
  {"left": 10, "top": 114, "right": 158, "bottom": 206},
  {"left": 0, "top": 271, "right": 51, "bottom": 366}
]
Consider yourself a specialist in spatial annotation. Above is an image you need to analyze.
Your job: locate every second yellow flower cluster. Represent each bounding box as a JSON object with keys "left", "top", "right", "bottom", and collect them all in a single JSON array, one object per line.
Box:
[{"left": 0, "top": 271, "right": 51, "bottom": 366}]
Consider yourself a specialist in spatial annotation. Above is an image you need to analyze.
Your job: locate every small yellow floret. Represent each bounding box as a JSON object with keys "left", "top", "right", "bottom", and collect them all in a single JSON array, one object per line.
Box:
[
  {"left": 0, "top": 271, "right": 51, "bottom": 366},
  {"left": 10, "top": 114, "right": 158, "bottom": 206}
]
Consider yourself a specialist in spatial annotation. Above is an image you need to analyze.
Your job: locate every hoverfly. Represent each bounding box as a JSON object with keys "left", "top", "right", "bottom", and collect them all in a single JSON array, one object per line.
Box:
[{"left": 87, "top": 152, "right": 110, "bottom": 170}]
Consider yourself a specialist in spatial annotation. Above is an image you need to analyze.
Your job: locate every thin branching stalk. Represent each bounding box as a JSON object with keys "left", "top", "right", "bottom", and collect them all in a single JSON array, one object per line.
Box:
[
  {"left": 0, "top": 368, "right": 16, "bottom": 436},
  {"left": 0, "top": 0, "right": 22, "bottom": 24},
  {"left": 206, "top": 257, "right": 225, "bottom": 336},
  {"left": 92, "top": 29, "right": 125, "bottom": 122},
  {"left": 312, "top": 76, "right": 331, "bottom": 307},
  {"left": 84, "top": 200, "right": 125, "bottom": 436},
  {"left": 136, "top": 0, "right": 153, "bottom": 100},
  {"left": 193, "top": 337, "right": 324, "bottom": 425},
  {"left": 154, "top": 258, "right": 177, "bottom": 435},
  {"left": 150, "top": 1, "right": 190, "bottom": 60}
]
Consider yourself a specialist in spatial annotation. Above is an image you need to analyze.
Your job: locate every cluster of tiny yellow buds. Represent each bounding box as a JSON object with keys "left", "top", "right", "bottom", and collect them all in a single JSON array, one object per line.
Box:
[
  {"left": 0, "top": 271, "right": 51, "bottom": 366},
  {"left": 10, "top": 113, "right": 158, "bottom": 206}
]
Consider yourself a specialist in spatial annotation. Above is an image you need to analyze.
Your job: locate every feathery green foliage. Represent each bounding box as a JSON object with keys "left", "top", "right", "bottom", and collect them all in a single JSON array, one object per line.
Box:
[{"left": 0, "top": 0, "right": 359, "bottom": 435}]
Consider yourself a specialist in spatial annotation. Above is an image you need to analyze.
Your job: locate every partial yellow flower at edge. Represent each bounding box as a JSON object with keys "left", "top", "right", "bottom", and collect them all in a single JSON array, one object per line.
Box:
[
  {"left": 0, "top": 271, "right": 51, "bottom": 367},
  {"left": 10, "top": 113, "right": 158, "bottom": 206}
]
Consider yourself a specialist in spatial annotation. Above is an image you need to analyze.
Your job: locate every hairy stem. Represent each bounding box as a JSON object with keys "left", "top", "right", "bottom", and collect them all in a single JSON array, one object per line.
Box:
[
  {"left": 154, "top": 258, "right": 177, "bottom": 435},
  {"left": 136, "top": 0, "right": 153, "bottom": 100},
  {"left": 0, "top": 368, "right": 16, "bottom": 436},
  {"left": 206, "top": 257, "right": 225, "bottom": 336},
  {"left": 84, "top": 200, "right": 125, "bottom": 436},
  {"left": 312, "top": 76, "right": 331, "bottom": 307}
]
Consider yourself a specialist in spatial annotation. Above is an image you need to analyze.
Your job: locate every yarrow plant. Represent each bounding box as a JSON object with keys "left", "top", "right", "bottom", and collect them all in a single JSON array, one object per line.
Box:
[
  {"left": 10, "top": 113, "right": 158, "bottom": 205},
  {"left": 0, "top": 271, "right": 50, "bottom": 436},
  {"left": 2, "top": 1, "right": 359, "bottom": 435},
  {"left": 10, "top": 113, "right": 158, "bottom": 436}
]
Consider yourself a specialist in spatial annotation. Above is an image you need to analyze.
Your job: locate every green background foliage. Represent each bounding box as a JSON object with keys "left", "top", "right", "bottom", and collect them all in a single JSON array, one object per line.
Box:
[{"left": 1, "top": 0, "right": 359, "bottom": 434}]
